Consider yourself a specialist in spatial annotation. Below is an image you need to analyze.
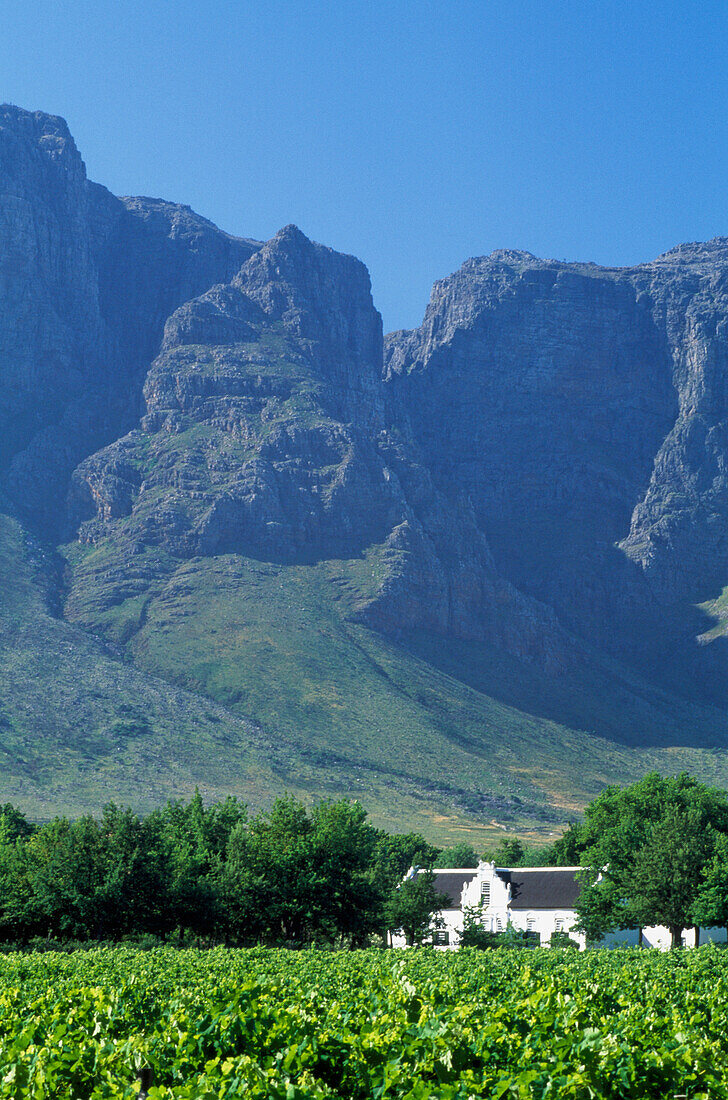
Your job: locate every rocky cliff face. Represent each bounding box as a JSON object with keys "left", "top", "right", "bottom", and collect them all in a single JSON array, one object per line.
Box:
[
  {"left": 0, "top": 105, "right": 259, "bottom": 534},
  {"left": 66, "top": 223, "right": 567, "bottom": 669},
  {"left": 385, "top": 242, "right": 728, "bottom": 697}
]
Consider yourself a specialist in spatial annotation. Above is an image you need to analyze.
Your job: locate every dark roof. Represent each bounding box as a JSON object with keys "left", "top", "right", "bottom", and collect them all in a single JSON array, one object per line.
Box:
[
  {"left": 430, "top": 870, "right": 477, "bottom": 907},
  {"left": 496, "top": 868, "right": 581, "bottom": 910}
]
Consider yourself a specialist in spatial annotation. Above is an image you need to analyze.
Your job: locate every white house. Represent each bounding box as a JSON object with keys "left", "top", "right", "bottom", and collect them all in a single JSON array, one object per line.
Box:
[{"left": 392, "top": 861, "right": 728, "bottom": 949}]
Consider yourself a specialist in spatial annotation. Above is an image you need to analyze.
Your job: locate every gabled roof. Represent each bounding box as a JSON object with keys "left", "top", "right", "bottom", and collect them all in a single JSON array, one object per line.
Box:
[
  {"left": 416, "top": 865, "right": 583, "bottom": 911},
  {"left": 496, "top": 867, "right": 581, "bottom": 910}
]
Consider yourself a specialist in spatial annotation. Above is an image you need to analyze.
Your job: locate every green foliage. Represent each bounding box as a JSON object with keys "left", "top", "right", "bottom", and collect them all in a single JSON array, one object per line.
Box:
[
  {"left": 459, "top": 908, "right": 537, "bottom": 949},
  {"left": 458, "top": 905, "right": 498, "bottom": 948},
  {"left": 370, "top": 831, "right": 438, "bottom": 894},
  {"left": 222, "top": 796, "right": 382, "bottom": 947},
  {"left": 3, "top": 946, "right": 728, "bottom": 1097},
  {"left": 626, "top": 804, "right": 713, "bottom": 944},
  {"left": 384, "top": 871, "right": 449, "bottom": 946},
  {"left": 549, "top": 822, "right": 583, "bottom": 864},
  {"left": 573, "top": 772, "right": 728, "bottom": 944},
  {"left": 549, "top": 929, "right": 580, "bottom": 949},
  {"left": 0, "top": 804, "right": 34, "bottom": 841},
  {"left": 433, "top": 842, "right": 480, "bottom": 868},
  {"left": 692, "top": 833, "right": 728, "bottom": 932},
  {"left": 0, "top": 794, "right": 439, "bottom": 950},
  {"left": 490, "top": 837, "right": 525, "bottom": 865}
]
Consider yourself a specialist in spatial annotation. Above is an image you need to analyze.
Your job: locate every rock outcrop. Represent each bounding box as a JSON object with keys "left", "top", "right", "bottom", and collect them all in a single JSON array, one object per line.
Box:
[
  {"left": 68, "top": 224, "right": 568, "bottom": 669},
  {"left": 385, "top": 242, "right": 728, "bottom": 698},
  {"left": 0, "top": 104, "right": 259, "bottom": 533}
]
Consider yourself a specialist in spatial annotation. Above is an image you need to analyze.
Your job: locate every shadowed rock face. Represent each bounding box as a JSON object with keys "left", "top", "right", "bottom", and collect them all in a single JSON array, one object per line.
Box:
[
  {"left": 69, "top": 224, "right": 568, "bottom": 669},
  {"left": 385, "top": 243, "right": 728, "bottom": 696},
  {"left": 0, "top": 105, "right": 259, "bottom": 533}
]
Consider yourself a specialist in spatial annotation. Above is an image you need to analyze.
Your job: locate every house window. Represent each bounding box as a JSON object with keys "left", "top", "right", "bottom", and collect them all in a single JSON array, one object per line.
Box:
[
  {"left": 495, "top": 916, "right": 503, "bottom": 932},
  {"left": 480, "top": 880, "right": 490, "bottom": 906},
  {"left": 526, "top": 916, "right": 536, "bottom": 932},
  {"left": 432, "top": 929, "right": 449, "bottom": 946},
  {"left": 554, "top": 918, "right": 564, "bottom": 933}
]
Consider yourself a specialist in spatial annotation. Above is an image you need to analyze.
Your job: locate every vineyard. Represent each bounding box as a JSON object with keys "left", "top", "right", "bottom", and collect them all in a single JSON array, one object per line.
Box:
[{"left": 1, "top": 946, "right": 727, "bottom": 1099}]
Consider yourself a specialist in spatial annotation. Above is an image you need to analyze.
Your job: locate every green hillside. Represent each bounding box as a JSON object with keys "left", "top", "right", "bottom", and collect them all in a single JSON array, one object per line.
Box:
[
  {"left": 46, "top": 526, "right": 728, "bottom": 840},
  {"left": 0, "top": 511, "right": 287, "bottom": 820}
]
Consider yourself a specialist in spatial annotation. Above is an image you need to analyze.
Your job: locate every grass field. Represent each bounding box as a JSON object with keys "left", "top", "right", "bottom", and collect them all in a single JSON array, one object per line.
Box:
[{"left": 2, "top": 945, "right": 728, "bottom": 1097}]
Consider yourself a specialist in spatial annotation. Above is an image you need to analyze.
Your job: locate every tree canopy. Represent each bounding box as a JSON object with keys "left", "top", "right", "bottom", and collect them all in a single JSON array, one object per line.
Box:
[
  {"left": 566, "top": 773, "right": 728, "bottom": 945},
  {"left": 0, "top": 793, "right": 440, "bottom": 948}
]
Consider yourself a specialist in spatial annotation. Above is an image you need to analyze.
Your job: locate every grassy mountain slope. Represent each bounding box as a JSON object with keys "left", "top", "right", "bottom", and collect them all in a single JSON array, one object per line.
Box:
[
  {"left": 58, "top": 531, "right": 728, "bottom": 838},
  {"left": 0, "top": 510, "right": 289, "bottom": 820},
  {"left": 0, "top": 510, "right": 562, "bottom": 842}
]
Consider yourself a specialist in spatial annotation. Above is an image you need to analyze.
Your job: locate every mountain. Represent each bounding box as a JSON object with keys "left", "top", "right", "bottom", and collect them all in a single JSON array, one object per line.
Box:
[
  {"left": 385, "top": 244, "right": 728, "bottom": 701},
  {"left": 3, "top": 104, "right": 728, "bottom": 843}
]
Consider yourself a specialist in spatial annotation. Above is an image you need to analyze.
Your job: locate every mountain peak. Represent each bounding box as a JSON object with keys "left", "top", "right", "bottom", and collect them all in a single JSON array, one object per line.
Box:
[
  {"left": 273, "top": 222, "right": 309, "bottom": 242},
  {"left": 0, "top": 104, "right": 85, "bottom": 179}
]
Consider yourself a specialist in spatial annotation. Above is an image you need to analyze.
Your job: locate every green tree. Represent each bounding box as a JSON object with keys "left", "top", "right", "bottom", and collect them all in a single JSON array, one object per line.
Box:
[
  {"left": 574, "top": 773, "right": 728, "bottom": 943},
  {"left": 92, "top": 804, "right": 167, "bottom": 937},
  {"left": 690, "top": 832, "right": 728, "bottom": 940},
  {"left": 0, "top": 803, "right": 35, "bottom": 841},
  {"left": 384, "top": 871, "right": 449, "bottom": 946},
  {"left": 433, "top": 843, "right": 480, "bottom": 868},
  {"left": 371, "top": 831, "right": 439, "bottom": 893},
  {"left": 624, "top": 804, "right": 713, "bottom": 947},
  {"left": 11, "top": 816, "right": 106, "bottom": 939},
  {"left": 492, "top": 837, "right": 525, "bottom": 865},
  {"left": 222, "top": 795, "right": 319, "bottom": 945},
  {"left": 309, "top": 799, "right": 380, "bottom": 946},
  {"left": 549, "top": 823, "right": 584, "bottom": 865},
  {"left": 147, "top": 790, "right": 246, "bottom": 936},
  {"left": 459, "top": 904, "right": 498, "bottom": 948}
]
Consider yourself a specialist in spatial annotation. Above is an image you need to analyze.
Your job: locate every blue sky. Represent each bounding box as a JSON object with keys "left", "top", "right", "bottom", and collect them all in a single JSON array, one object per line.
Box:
[{"left": 4, "top": 0, "right": 728, "bottom": 331}]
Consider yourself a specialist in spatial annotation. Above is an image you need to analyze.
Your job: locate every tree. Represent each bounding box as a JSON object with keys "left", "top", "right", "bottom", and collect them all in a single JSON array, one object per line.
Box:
[
  {"left": 458, "top": 907, "right": 535, "bottom": 949},
  {"left": 147, "top": 790, "right": 246, "bottom": 937},
  {"left": 93, "top": 804, "right": 166, "bottom": 937},
  {"left": 690, "top": 833, "right": 728, "bottom": 939},
  {"left": 13, "top": 816, "right": 106, "bottom": 939},
  {"left": 433, "top": 843, "right": 480, "bottom": 868},
  {"left": 491, "top": 837, "right": 525, "bottom": 866},
  {"left": 549, "top": 824, "right": 584, "bottom": 865},
  {"left": 371, "top": 832, "right": 439, "bottom": 893},
  {"left": 308, "top": 799, "right": 381, "bottom": 946},
  {"left": 459, "top": 904, "right": 499, "bottom": 948},
  {"left": 384, "top": 871, "right": 449, "bottom": 946},
  {"left": 0, "top": 803, "right": 35, "bottom": 841},
  {"left": 574, "top": 773, "right": 728, "bottom": 944},
  {"left": 625, "top": 805, "right": 713, "bottom": 947},
  {"left": 222, "top": 795, "right": 322, "bottom": 946}
]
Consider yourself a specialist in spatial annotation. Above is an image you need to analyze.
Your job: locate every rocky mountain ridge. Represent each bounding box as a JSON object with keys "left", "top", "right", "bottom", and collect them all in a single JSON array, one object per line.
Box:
[
  {"left": 385, "top": 241, "right": 728, "bottom": 700},
  {"left": 4, "top": 104, "right": 728, "bottom": 835},
  {"left": 0, "top": 105, "right": 259, "bottom": 535}
]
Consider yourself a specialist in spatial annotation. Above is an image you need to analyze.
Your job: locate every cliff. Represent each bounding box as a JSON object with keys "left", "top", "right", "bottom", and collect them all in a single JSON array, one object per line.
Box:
[
  {"left": 0, "top": 105, "right": 259, "bottom": 534},
  {"left": 385, "top": 244, "right": 728, "bottom": 700}
]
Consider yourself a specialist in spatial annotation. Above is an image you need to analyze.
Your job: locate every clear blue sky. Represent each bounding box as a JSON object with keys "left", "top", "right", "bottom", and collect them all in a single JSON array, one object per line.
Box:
[{"left": 4, "top": 0, "right": 728, "bottom": 331}]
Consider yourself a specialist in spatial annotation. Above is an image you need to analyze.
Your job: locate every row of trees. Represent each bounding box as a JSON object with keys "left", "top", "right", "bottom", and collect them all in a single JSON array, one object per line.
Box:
[
  {"left": 3, "top": 772, "right": 727, "bottom": 949},
  {"left": 0, "top": 794, "right": 445, "bottom": 947}
]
